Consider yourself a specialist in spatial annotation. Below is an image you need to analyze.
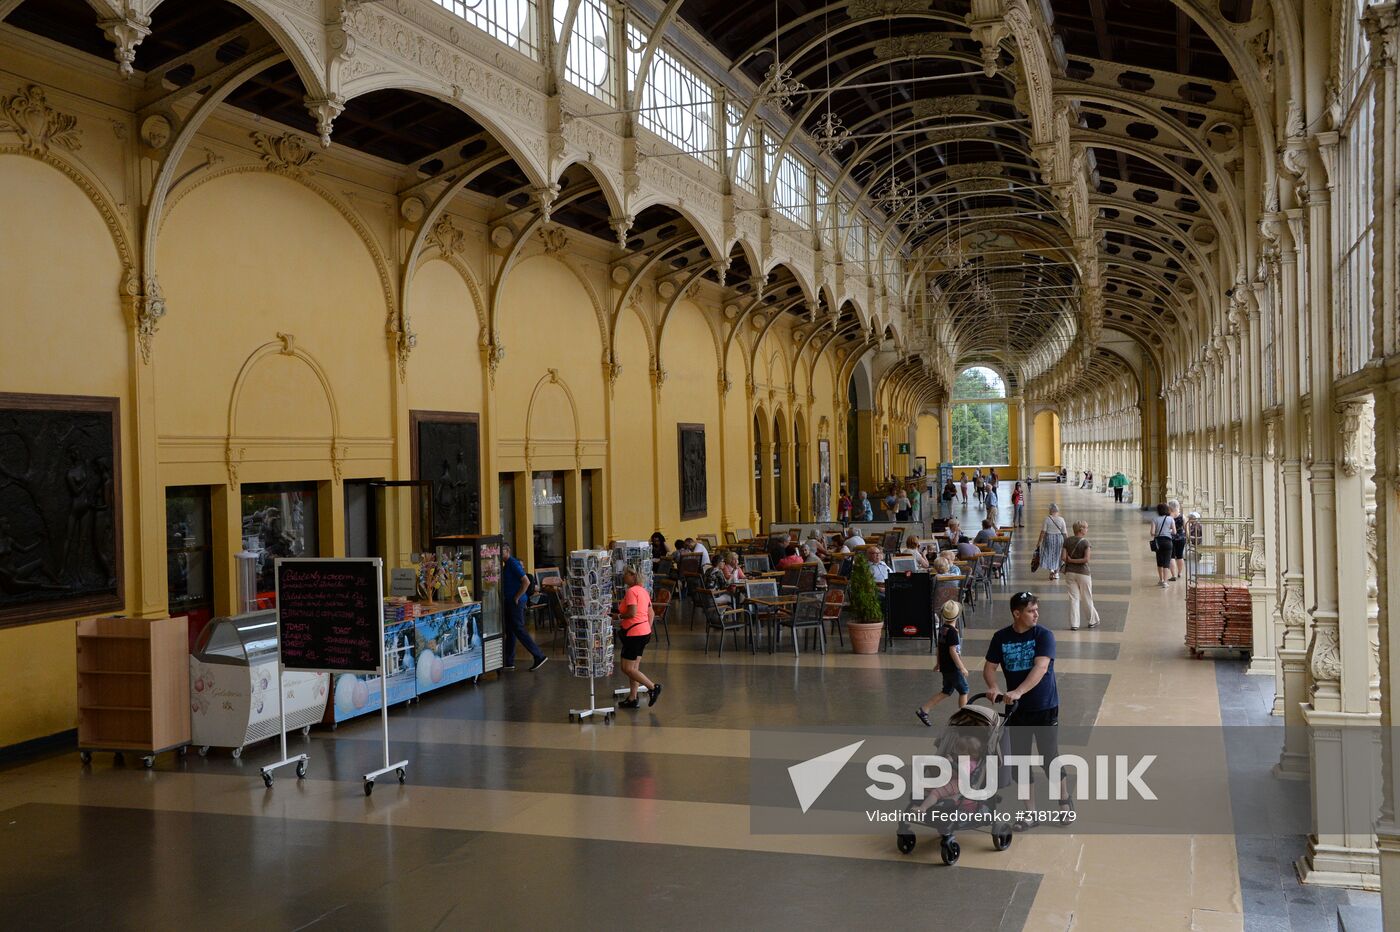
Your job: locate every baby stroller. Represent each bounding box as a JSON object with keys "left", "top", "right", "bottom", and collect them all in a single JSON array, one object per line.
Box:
[{"left": 895, "top": 692, "right": 1016, "bottom": 865}]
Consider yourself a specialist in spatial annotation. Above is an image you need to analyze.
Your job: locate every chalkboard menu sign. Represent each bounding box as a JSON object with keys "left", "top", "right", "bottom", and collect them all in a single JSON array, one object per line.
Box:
[{"left": 276, "top": 558, "right": 384, "bottom": 673}]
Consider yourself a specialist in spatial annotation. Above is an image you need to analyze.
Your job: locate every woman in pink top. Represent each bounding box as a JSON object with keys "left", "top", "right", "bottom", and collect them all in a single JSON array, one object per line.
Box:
[{"left": 617, "top": 568, "right": 662, "bottom": 709}]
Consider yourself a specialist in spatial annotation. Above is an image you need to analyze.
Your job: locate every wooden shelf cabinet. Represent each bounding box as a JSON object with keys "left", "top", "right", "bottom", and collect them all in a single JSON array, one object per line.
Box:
[{"left": 76, "top": 616, "right": 190, "bottom": 763}]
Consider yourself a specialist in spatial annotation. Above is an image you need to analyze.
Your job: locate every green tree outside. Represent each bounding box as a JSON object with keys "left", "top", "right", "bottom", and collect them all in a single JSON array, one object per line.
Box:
[{"left": 951, "top": 367, "right": 1009, "bottom": 465}]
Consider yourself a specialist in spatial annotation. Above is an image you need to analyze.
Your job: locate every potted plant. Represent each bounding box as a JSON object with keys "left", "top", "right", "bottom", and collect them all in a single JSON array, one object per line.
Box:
[{"left": 846, "top": 555, "right": 884, "bottom": 654}]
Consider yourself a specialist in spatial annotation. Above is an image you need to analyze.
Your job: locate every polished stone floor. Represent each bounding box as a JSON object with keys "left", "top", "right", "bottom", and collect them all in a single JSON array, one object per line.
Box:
[{"left": 0, "top": 485, "right": 1383, "bottom": 930}]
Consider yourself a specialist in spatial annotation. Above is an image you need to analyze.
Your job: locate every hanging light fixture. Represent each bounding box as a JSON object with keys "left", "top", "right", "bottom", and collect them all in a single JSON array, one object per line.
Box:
[
  {"left": 810, "top": 9, "right": 850, "bottom": 154},
  {"left": 763, "top": 0, "right": 805, "bottom": 110}
]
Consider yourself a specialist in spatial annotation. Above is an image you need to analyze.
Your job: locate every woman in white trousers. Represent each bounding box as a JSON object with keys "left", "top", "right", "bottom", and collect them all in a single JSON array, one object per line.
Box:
[{"left": 1060, "top": 520, "right": 1100, "bottom": 630}]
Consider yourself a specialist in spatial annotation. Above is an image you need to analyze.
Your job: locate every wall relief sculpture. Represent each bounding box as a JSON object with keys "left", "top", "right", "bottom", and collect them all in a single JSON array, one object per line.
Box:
[
  {"left": 411, "top": 411, "right": 481, "bottom": 538},
  {"left": 0, "top": 393, "right": 122, "bottom": 626},
  {"left": 678, "top": 424, "right": 707, "bottom": 520}
]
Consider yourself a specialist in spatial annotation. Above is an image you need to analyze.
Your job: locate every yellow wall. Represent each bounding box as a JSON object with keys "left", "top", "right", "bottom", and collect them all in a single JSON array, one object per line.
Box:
[
  {"left": 0, "top": 76, "right": 850, "bottom": 748},
  {"left": 1034, "top": 410, "right": 1062, "bottom": 468},
  {"left": 917, "top": 414, "right": 941, "bottom": 464},
  {"left": 0, "top": 155, "right": 131, "bottom": 746}
]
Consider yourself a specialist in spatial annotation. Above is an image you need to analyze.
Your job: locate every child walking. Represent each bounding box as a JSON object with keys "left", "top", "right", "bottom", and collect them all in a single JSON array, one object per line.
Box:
[{"left": 916, "top": 600, "right": 970, "bottom": 724}]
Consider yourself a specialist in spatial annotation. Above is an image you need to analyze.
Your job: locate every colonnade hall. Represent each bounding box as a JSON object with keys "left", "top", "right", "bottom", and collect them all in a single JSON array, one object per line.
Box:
[{"left": 8, "top": 0, "right": 1400, "bottom": 928}]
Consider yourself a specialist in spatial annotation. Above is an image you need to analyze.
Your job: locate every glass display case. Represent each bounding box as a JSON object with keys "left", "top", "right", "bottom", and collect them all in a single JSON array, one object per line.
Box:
[
  {"left": 189, "top": 610, "right": 328, "bottom": 757},
  {"left": 430, "top": 534, "right": 504, "bottom": 672}
]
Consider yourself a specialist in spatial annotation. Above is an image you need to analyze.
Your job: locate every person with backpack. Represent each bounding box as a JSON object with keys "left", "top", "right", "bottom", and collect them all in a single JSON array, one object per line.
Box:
[{"left": 500, "top": 543, "right": 547, "bottom": 672}]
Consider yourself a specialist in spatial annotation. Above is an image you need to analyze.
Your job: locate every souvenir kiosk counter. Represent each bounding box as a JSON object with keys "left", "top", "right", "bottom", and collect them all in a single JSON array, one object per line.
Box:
[
  {"left": 326, "top": 600, "right": 483, "bottom": 724},
  {"left": 189, "top": 610, "right": 329, "bottom": 757}
]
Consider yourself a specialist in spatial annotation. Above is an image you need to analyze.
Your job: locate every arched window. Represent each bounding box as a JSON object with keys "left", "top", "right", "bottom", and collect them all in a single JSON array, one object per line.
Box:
[{"left": 950, "top": 367, "right": 1009, "bottom": 466}]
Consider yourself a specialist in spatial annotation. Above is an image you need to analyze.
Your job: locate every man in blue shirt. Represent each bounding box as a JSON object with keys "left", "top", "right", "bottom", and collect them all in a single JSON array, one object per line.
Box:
[
  {"left": 984, "top": 591, "right": 1068, "bottom": 812},
  {"left": 500, "top": 543, "right": 547, "bottom": 672}
]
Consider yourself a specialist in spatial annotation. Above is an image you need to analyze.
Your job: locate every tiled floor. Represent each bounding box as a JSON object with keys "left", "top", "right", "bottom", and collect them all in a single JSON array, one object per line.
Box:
[{"left": 0, "top": 485, "right": 1384, "bottom": 930}]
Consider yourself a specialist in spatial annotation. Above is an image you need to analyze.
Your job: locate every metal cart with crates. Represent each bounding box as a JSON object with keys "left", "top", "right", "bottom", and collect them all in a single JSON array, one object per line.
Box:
[{"left": 1185, "top": 542, "right": 1253, "bottom": 659}]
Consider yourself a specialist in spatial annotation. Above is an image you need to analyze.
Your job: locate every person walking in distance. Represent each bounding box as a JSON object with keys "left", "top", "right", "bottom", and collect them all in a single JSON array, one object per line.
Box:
[
  {"left": 1060, "top": 520, "right": 1100, "bottom": 630},
  {"left": 500, "top": 544, "right": 547, "bottom": 672},
  {"left": 916, "top": 600, "right": 970, "bottom": 724},
  {"left": 616, "top": 568, "right": 662, "bottom": 709},
  {"left": 984, "top": 592, "right": 1070, "bottom": 817},
  {"left": 1011, "top": 481, "right": 1026, "bottom": 527}
]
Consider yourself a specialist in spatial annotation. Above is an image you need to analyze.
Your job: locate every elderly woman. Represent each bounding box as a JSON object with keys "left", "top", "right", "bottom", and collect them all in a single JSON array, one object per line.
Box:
[
  {"left": 718, "top": 550, "right": 746, "bottom": 586},
  {"left": 899, "top": 534, "right": 930, "bottom": 570},
  {"left": 1037, "top": 503, "right": 1069, "bottom": 580}
]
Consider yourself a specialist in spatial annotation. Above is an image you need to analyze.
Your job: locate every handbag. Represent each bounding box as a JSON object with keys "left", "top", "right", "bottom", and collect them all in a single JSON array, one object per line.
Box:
[{"left": 1030, "top": 551, "right": 1041, "bottom": 573}]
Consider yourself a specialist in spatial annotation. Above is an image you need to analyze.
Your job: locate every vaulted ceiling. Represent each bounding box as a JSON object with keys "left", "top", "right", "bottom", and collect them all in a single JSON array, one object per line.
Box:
[{"left": 678, "top": 0, "right": 1255, "bottom": 402}]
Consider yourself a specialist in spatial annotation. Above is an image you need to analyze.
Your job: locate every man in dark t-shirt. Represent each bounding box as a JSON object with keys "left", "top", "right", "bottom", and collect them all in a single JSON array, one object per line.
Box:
[
  {"left": 984, "top": 592, "right": 1069, "bottom": 812},
  {"left": 500, "top": 544, "right": 546, "bottom": 672}
]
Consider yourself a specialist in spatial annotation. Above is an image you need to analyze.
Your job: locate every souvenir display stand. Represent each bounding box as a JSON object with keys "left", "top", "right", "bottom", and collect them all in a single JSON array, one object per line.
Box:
[
  {"left": 611, "top": 540, "right": 654, "bottom": 592},
  {"left": 189, "top": 610, "right": 328, "bottom": 757},
  {"left": 566, "top": 549, "right": 616, "bottom": 723}
]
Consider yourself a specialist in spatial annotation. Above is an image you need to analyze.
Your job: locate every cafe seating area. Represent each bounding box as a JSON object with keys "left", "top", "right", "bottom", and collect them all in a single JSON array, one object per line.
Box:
[{"left": 523, "top": 516, "right": 1020, "bottom": 660}]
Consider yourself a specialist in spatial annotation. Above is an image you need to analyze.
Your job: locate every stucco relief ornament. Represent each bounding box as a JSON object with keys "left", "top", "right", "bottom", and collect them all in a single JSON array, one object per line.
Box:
[
  {"left": 396, "top": 323, "right": 417, "bottom": 381},
  {"left": 485, "top": 340, "right": 505, "bottom": 388},
  {"left": 251, "top": 131, "right": 318, "bottom": 177},
  {"left": 1, "top": 85, "right": 81, "bottom": 154},
  {"left": 135, "top": 276, "right": 166, "bottom": 365},
  {"left": 1338, "top": 401, "right": 1366, "bottom": 477},
  {"left": 1281, "top": 580, "right": 1308, "bottom": 631},
  {"left": 1307, "top": 624, "right": 1344, "bottom": 687},
  {"left": 539, "top": 225, "right": 569, "bottom": 255},
  {"left": 848, "top": 0, "right": 931, "bottom": 17},
  {"left": 426, "top": 215, "right": 465, "bottom": 257},
  {"left": 99, "top": 14, "right": 151, "bottom": 78}
]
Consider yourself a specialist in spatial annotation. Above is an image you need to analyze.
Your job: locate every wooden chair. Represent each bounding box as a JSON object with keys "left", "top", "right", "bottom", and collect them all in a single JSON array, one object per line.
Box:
[
  {"left": 733, "top": 528, "right": 754, "bottom": 542},
  {"left": 651, "top": 587, "right": 673, "bottom": 647},
  {"left": 698, "top": 533, "right": 719, "bottom": 551},
  {"left": 822, "top": 588, "right": 847, "bottom": 646},
  {"left": 776, "top": 591, "right": 827, "bottom": 656},
  {"left": 777, "top": 565, "right": 804, "bottom": 596},
  {"left": 724, "top": 530, "right": 739, "bottom": 545},
  {"left": 699, "top": 588, "right": 751, "bottom": 656}
]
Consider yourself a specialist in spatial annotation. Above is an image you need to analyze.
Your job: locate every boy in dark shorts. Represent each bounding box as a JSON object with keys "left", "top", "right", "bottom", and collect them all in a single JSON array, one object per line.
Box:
[
  {"left": 916, "top": 600, "right": 969, "bottom": 725},
  {"left": 616, "top": 569, "right": 662, "bottom": 709}
]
